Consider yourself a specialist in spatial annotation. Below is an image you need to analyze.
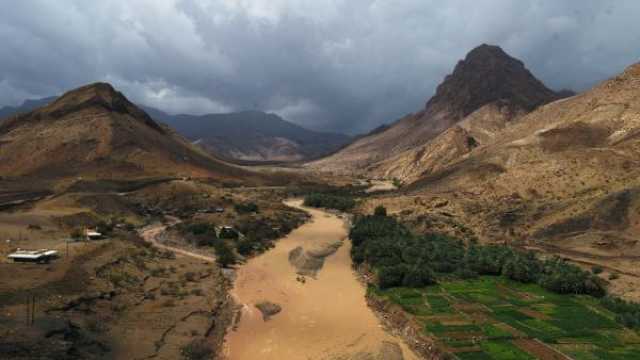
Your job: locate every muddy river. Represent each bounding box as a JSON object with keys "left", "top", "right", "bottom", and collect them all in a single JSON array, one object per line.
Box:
[{"left": 224, "top": 199, "right": 419, "bottom": 360}]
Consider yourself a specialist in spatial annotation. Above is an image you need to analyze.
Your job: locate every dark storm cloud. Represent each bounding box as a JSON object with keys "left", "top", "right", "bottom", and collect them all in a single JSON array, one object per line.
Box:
[{"left": 1, "top": 1, "right": 639, "bottom": 134}]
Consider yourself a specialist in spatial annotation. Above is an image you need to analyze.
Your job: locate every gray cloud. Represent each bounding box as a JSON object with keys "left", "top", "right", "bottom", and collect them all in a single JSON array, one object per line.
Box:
[{"left": 1, "top": 0, "right": 639, "bottom": 134}]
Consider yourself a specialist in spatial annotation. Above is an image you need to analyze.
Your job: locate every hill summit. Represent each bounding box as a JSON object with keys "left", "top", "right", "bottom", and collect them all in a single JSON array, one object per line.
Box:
[
  {"left": 424, "top": 44, "right": 557, "bottom": 118},
  {"left": 0, "top": 82, "right": 252, "bottom": 181}
]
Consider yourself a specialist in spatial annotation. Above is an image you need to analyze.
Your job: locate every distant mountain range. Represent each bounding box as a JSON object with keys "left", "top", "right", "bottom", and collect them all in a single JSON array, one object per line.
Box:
[
  {"left": 142, "top": 107, "right": 351, "bottom": 162},
  {"left": 0, "top": 96, "right": 57, "bottom": 119},
  {"left": 0, "top": 96, "right": 351, "bottom": 163}
]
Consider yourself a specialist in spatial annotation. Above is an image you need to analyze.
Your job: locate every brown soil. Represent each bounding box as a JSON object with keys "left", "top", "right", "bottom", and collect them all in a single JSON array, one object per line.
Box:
[{"left": 0, "top": 231, "right": 232, "bottom": 359}]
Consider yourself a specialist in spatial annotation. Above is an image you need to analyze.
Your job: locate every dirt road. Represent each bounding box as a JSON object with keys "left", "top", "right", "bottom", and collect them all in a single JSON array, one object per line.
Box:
[{"left": 139, "top": 220, "right": 216, "bottom": 263}]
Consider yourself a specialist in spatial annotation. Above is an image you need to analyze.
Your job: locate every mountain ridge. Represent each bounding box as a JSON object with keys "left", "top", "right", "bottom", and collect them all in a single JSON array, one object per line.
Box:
[
  {"left": 145, "top": 107, "right": 351, "bottom": 162},
  {"left": 0, "top": 93, "right": 351, "bottom": 163},
  {"left": 308, "top": 44, "right": 563, "bottom": 176}
]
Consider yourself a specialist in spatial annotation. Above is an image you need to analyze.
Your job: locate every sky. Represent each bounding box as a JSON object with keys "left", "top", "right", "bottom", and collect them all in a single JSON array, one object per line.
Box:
[{"left": 1, "top": 1, "right": 639, "bottom": 134}]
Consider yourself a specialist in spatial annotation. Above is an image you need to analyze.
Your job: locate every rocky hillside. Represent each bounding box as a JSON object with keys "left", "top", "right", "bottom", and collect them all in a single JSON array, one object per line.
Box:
[
  {"left": 0, "top": 83, "right": 253, "bottom": 181},
  {"left": 309, "top": 44, "right": 561, "bottom": 179},
  {"left": 1, "top": 97, "right": 350, "bottom": 163},
  {"left": 145, "top": 109, "right": 351, "bottom": 162},
  {"left": 365, "top": 62, "right": 640, "bottom": 299}
]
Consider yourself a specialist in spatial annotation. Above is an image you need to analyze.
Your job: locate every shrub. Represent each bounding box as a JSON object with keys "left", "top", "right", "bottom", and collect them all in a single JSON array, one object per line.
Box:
[
  {"left": 374, "top": 205, "right": 387, "bottom": 217},
  {"left": 303, "top": 193, "right": 356, "bottom": 211},
  {"left": 237, "top": 239, "right": 255, "bottom": 256},
  {"left": 378, "top": 265, "right": 407, "bottom": 289},
  {"left": 214, "top": 242, "right": 237, "bottom": 268},
  {"left": 538, "top": 258, "right": 606, "bottom": 297},
  {"left": 186, "top": 222, "right": 216, "bottom": 236},
  {"left": 403, "top": 265, "right": 436, "bottom": 287},
  {"left": 592, "top": 265, "right": 604, "bottom": 274},
  {"left": 502, "top": 251, "right": 541, "bottom": 283},
  {"left": 181, "top": 339, "right": 213, "bottom": 360},
  {"left": 601, "top": 297, "right": 640, "bottom": 329},
  {"left": 195, "top": 236, "right": 218, "bottom": 247},
  {"left": 234, "top": 202, "right": 259, "bottom": 214}
]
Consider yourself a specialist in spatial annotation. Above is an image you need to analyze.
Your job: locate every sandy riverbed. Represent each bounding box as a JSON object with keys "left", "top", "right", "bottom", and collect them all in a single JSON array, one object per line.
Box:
[{"left": 224, "top": 199, "right": 419, "bottom": 360}]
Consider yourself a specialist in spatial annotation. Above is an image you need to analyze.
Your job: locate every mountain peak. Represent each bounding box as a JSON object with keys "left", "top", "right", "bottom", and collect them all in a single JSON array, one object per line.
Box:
[
  {"left": 424, "top": 44, "right": 557, "bottom": 118},
  {"left": 465, "top": 44, "right": 512, "bottom": 61},
  {"left": 40, "top": 82, "right": 164, "bottom": 133},
  {"left": 49, "top": 82, "right": 131, "bottom": 114}
]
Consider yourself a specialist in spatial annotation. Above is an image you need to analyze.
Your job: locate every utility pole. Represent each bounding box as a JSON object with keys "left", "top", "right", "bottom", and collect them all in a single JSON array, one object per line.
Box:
[
  {"left": 31, "top": 295, "right": 35, "bottom": 326},
  {"left": 25, "top": 294, "right": 35, "bottom": 326}
]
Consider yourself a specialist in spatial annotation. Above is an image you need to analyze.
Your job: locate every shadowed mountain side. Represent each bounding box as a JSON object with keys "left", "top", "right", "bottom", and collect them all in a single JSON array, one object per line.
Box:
[{"left": 144, "top": 107, "right": 351, "bottom": 162}]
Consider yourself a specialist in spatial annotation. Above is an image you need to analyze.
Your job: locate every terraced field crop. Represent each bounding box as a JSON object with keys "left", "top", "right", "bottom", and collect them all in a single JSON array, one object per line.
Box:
[{"left": 372, "top": 277, "right": 640, "bottom": 359}]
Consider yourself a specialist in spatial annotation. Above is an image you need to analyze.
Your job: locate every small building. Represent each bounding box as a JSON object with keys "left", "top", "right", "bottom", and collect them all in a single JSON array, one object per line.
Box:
[
  {"left": 85, "top": 230, "right": 103, "bottom": 240},
  {"left": 8, "top": 249, "right": 59, "bottom": 263},
  {"left": 218, "top": 226, "right": 239, "bottom": 239}
]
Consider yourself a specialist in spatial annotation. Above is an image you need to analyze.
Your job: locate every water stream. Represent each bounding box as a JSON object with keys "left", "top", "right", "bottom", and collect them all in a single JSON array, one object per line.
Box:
[{"left": 224, "top": 199, "right": 419, "bottom": 360}]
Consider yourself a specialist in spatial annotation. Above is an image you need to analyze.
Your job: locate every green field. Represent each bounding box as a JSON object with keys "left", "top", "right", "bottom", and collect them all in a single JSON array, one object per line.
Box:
[{"left": 372, "top": 277, "right": 640, "bottom": 359}]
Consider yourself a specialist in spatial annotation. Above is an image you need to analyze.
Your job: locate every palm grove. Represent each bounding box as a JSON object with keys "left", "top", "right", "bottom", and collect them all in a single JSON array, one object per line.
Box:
[{"left": 343, "top": 204, "right": 640, "bottom": 329}]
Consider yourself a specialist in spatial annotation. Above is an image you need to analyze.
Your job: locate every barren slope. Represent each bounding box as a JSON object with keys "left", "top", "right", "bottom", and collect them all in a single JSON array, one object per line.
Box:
[{"left": 0, "top": 83, "right": 254, "bottom": 182}]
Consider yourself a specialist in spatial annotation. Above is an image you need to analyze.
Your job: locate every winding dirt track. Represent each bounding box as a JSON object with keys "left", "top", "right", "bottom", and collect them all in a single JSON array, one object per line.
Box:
[{"left": 139, "top": 219, "right": 216, "bottom": 263}]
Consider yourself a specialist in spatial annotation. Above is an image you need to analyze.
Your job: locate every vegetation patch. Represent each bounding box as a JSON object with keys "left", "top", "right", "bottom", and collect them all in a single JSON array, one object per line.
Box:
[
  {"left": 355, "top": 206, "right": 640, "bottom": 359},
  {"left": 374, "top": 278, "right": 640, "bottom": 359},
  {"left": 303, "top": 193, "right": 356, "bottom": 211}
]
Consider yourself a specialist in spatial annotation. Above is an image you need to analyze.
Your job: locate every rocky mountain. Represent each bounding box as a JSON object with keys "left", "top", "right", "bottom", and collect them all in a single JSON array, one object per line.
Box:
[
  {"left": 363, "top": 62, "right": 640, "bottom": 296},
  {"left": 309, "top": 44, "right": 562, "bottom": 179},
  {"left": 144, "top": 108, "right": 351, "bottom": 162},
  {"left": 1, "top": 97, "right": 350, "bottom": 163},
  {"left": 0, "top": 96, "right": 57, "bottom": 120},
  {"left": 0, "top": 83, "right": 253, "bottom": 181}
]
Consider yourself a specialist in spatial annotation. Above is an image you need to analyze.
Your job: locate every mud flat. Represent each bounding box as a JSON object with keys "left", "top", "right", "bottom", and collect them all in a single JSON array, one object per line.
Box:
[{"left": 224, "top": 199, "right": 419, "bottom": 360}]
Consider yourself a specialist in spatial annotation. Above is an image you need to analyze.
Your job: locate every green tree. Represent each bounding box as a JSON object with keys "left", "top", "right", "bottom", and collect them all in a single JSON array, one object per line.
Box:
[
  {"left": 374, "top": 205, "right": 387, "bottom": 217},
  {"left": 378, "top": 265, "right": 407, "bottom": 289},
  {"left": 402, "top": 265, "right": 436, "bottom": 287},
  {"left": 214, "top": 242, "right": 237, "bottom": 268}
]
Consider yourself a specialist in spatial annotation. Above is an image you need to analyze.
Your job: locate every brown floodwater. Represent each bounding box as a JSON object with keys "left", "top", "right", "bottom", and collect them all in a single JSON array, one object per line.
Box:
[{"left": 224, "top": 199, "right": 419, "bottom": 360}]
